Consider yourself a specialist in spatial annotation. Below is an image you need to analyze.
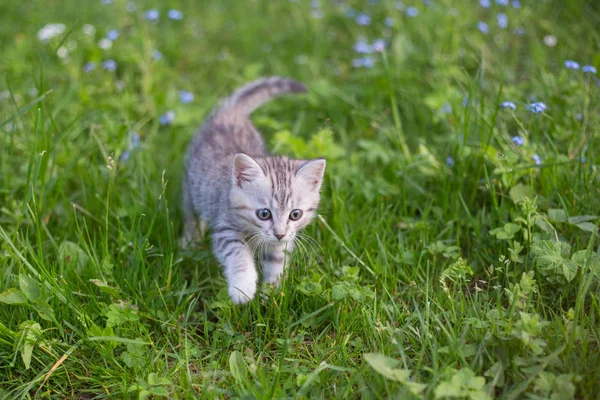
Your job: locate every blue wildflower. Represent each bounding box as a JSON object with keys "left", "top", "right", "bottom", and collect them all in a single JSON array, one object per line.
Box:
[
  {"left": 446, "top": 156, "right": 455, "bottom": 167},
  {"left": 440, "top": 103, "right": 452, "bottom": 114},
  {"left": 160, "top": 111, "right": 175, "bottom": 126},
  {"left": 512, "top": 136, "right": 525, "bottom": 146},
  {"left": 532, "top": 154, "right": 541, "bottom": 165},
  {"left": 384, "top": 17, "right": 395, "bottom": 27},
  {"left": 356, "top": 14, "right": 371, "bottom": 25},
  {"left": 479, "top": 0, "right": 491, "bottom": 8},
  {"left": 564, "top": 60, "right": 580, "bottom": 70},
  {"left": 106, "top": 29, "right": 119, "bottom": 41},
  {"left": 495, "top": 0, "right": 509, "bottom": 5},
  {"left": 405, "top": 7, "right": 419, "bottom": 17},
  {"left": 167, "top": 9, "right": 184, "bottom": 20},
  {"left": 582, "top": 65, "right": 597, "bottom": 74},
  {"left": 497, "top": 13, "right": 508, "bottom": 29},
  {"left": 101, "top": 0, "right": 112, "bottom": 4},
  {"left": 145, "top": 9, "right": 160, "bottom": 21},
  {"left": 581, "top": 157, "right": 586, "bottom": 163},
  {"left": 514, "top": 27, "right": 525, "bottom": 36},
  {"left": 83, "top": 62, "right": 96, "bottom": 72},
  {"left": 462, "top": 96, "right": 470, "bottom": 108},
  {"left": 372, "top": 39, "right": 386, "bottom": 52},
  {"left": 352, "top": 57, "right": 374, "bottom": 68},
  {"left": 102, "top": 59, "right": 117, "bottom": 71},
  {"left": 526, "top": 102, "right": 547, "bottom": 114},
  {"left": 152, "top": 50, "right": 163, "bottom": 60},
  {"left": 500, "top": 101, "right": 517, "bottom": 110},
  {"left": 179, "top": 90, "right": 194, "bottom": 104},
  {"left": 512, "top": 0, "right": 521, "bottom": 8},
  {"left": 354, "top": 40, "right": 373, "bottom": 53},
  {"left": 477, "top": 21, "right": 490, "bottom": 34}
]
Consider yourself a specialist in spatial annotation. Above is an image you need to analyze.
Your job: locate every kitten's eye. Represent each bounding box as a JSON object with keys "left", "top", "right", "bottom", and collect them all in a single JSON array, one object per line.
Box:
[
  {"left": 256, "top": 209, "right": 272, "bottom": 220},
  {"left": 289, "top": 209, "right": 303, "bottom": 221}
]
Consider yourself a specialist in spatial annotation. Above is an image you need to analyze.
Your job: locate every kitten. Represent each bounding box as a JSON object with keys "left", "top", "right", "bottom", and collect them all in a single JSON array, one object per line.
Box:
[{"left": 182, "top": 77, "right": 326, "bottom": 304}]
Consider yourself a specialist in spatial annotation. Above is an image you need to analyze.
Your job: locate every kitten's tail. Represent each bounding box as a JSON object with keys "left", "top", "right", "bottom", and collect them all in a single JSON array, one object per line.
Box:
[{"left": 215, "top": 77, "right": 307, "bottom": 119}]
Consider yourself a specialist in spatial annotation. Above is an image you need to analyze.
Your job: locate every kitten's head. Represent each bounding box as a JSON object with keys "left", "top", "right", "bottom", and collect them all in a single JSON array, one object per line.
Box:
[{"left": 229, "top": 154, "right": 326, "bottom": 245}]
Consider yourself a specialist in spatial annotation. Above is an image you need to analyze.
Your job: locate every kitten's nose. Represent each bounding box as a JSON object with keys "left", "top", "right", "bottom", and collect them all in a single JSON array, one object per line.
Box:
[{"left": 274, "top": 233, "right": 285, "bottom": 240}]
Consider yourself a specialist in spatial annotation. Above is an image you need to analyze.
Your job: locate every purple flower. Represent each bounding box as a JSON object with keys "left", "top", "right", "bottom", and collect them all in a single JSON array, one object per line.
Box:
[
  {"left": 354, "top": 40, "right": 372, "bottom": 53},
  {"left": 446, "top": 156, "right": 455, "bottom": 167},
  {"left": 179, "top": 90, "right": 194, "bottom": 104},
  {"left": 167, "top": 9, "right": 184, "bottom": 20},
  {"left": 526, "top": 102, "right": 547, "bottom": 114},
  {"left": 564, "top": 60, "right": 580, "bottom": 70},
  {"left": 497, "top": 13, "right": 508, "bottom": 29},
  {"left": 512, "top": 0, "right": 521, "bottom": 8},
  {"left": 532, "top": 154, "right": 541, "bottom": 165},
  {"left": 102, "top": 59, "right": 117, "bottom": 71},
  {"left": 384, "top": 17, "right": 395, "bottom": 27},
  {"left": 159, "top": 111, "right": 175, "bottom": 126},
  {"left": 582, "top": 65, "right": 597, "bottom": 74},
  {"left": 352, "top": 56, "right": 374, "bottom": 68},
  {"left": 512, "top": 135, "right": 525, "bottom": 146},
  {"left": 500, "top": 101, "right": 517, "bottom": 110},
  {"left": 152, "top": 50, "right": 163, "bottom": 60},
  {"left": 479, "top": 0, "right": 491, "bottom": 8},
  {"left": 83, "top": 62, "right": 96, "bottom": 72},
  {"left": 101, "top": 0, "right": 112, "bottom": 4},
  {"left": 372, "top": 39, "right": 386, "bottom": 52},
  {"left": 145, "top": 9, "right": 160, "bottom": 21},
  {"left": 405, "top": 7, "right": 419, "bottom": 17},
  {"left": 495, "top": 0, "right": 509, "bottom": 5},
  {"left": 106, "top": 29, "right": 119, "bottom": 41},
  {"left": 477, "top": 21, "right": 490, "bottom": 34},
  {"left": 356, "top": 14, "right": 371, "bottom": 25}
]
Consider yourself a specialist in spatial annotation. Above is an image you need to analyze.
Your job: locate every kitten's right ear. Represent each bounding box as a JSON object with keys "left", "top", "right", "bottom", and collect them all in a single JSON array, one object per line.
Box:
[{"left": 232, "top": 153, "right": 263, "bottom": 187}]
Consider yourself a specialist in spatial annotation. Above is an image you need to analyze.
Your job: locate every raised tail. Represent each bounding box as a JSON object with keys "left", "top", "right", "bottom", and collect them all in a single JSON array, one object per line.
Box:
[{"left": 215, "top": 77, "right": 307, "bottom": 119}]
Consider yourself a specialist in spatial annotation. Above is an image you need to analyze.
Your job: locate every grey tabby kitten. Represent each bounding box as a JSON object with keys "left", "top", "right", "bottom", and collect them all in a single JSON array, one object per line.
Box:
[{"left": 182, "top": 77, "right": 326, "bottom": 304}]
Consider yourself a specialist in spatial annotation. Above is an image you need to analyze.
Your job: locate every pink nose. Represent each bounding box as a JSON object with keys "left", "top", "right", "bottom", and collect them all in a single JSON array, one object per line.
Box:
[{"left": 275, "top": 233, "right": 285, "bottom": 240}]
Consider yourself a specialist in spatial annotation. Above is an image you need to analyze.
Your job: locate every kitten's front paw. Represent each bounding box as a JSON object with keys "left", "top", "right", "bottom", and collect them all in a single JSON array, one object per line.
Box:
[{"left": 229, "top": 280, "right": 257, "bottom": 304}]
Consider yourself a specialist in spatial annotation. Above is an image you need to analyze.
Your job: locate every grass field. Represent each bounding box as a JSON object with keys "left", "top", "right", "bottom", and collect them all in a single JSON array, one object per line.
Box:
[{"left": 1, "top": 0, "right": 600, "bottom": 398}]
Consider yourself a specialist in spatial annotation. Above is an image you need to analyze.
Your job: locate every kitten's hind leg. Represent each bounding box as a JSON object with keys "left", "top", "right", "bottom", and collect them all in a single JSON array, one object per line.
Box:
[
  {"left": 181, "top": 177, "right": 206, "bottom": 248},
  {"left": 262, "top": 243, "right": 292, "bottom": 285}
]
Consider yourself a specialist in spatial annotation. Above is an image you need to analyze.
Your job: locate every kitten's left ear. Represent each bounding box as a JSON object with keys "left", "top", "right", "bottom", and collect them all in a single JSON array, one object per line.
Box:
[{"left": 296, "top": 158, "right": 326, "bottom": 190}]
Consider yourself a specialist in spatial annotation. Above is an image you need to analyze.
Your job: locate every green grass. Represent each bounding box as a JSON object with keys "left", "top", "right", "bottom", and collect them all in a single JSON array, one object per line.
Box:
[{"left": 1, "top": 0, "right": 600, "bottom": 398}]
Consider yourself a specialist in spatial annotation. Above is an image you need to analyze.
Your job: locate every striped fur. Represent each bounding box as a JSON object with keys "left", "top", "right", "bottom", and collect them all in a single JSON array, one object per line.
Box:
[{"left": 182, "top": 77, "right": 325, "bottom": 304}]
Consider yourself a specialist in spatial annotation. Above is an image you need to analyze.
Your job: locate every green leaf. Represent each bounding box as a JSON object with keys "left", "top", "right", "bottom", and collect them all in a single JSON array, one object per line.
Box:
[
  {"left": 58, "top": 240, "right": 89, "bottom": 273},
  {"left": 364, "top": 352, "right": 424, "bottom": 394},
  {"left": 89, "top": 279, "right": 119, "bottom": 298},
  {"left": 19, "top": 275, "right": 40, "bottom": 302},
  {"left": 0, "top": 288, "right": 28, "bottom": 305},
  {"left": 509, "top": 183, "right": 533, "bottom": 203},
  {"left": 531, "top": 240, "right": 578, "bottom": 282},
  {"left": 331, "top": 284, "right": 348, "bottom": 301},
  {"left": 567, "top": 215, "right": 597, "bottom": 224},
  {"left": 572, "top": 222, "right": 598, "bottom": 234},
  {"left": 229, "top": 350, "right": 248, "bottom": 384},
  {"left": 35, "top": 302, "right": 56, "bottom": 322},
  {"left": 547, "top": 209, "right": 567, "bottom": 223}
]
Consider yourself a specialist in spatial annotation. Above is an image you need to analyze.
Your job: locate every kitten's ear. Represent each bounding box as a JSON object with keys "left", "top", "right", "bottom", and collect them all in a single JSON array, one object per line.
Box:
[
  {"left": 232, "top": 153, "right": 264, "bottom": 187},
  {"left": 296, "top": 158, "right": 326, "bottom": 190}
]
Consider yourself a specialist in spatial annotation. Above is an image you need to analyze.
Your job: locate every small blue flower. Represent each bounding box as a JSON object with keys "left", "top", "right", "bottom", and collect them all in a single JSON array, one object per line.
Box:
[
  {"left": 497, "top": 13, "right": 508, "bottom": 29},
  {"left": 512, "top": 135, "right": 524, "bottom": 146},
  {"left": 352, "top": 56, "right": 374, "bottom": 68},
  {"left": 384, "top": 17, "right": 395, "bottom": 27},
  {"left": 106, "top": 29, "right": 119, "bottom": 41},
  {"left": 462, "top": 96, "right": 470, "bottom": 108},
  {"left": 405, "top": 7, "right": 419, "bottom": 17},
  {"left": 130, "top": 132, "right": 140, "bottom": 149},
  {"left": 446, "top": 156, "right": 455, "bottom": 167},
  {"left": 160, "top": 111, "right": 175, "bottom": 126},
  {"left": 440, "top": 103, "right": 452, "bottom": 114},
  {"left": 145, "top": 9, "right": 160, "bottom": 21},
  {"left": 152, "top": 50, "right": 163, "bottom": 60},
  {"left": 582, "top": 65, "right": 597, "bottom": 74},
  {"left": 479, "top": 0, "right": 491, "bottom": 8},
  {"left": 167, "top": 9, "right": 184, "bottom": 20},
  {"left": 102, "top": 59, "right": 117, "bottom": 71},
  {"left": 372, "top": 39, "right": 386, "bottom": 52},
  {"left": 581, "top": 157, "right": 586, "bottom": 163},
  {"left": 101, "top": 0, "right": 112, "bottom": 4},
  {"left": 83, "top": 62, "right": 96, "bottom": 72},
  {"left": 564, "top": 60, "right": 580, "bottom": 70},
  {"left": 495, "top": 0, "right": 509, "bottom": 5},
  {"left": 532, "top": 154, "right": 541, "bottom": 165},
  {"left": 511, "top": 0, "right": 521, "bottom": 8},
  {"left": 514, "top": 27, "right": 525, "bottom": 36},
  {"left": 500, "top": 101, "right": 517, "bottom": 110},
  {"left": 526, "top": 102, "right": 547, "bottom": 114},
  {"left": 477, "top": 21, "right": 490, "bottom": 34},
  {"left": 356, "top": 14, "right": 371, "bottom": 25},
  {"left": 354, "top": 40, "right": 372, "bottom": 53},
  {"left": 179, "top": 90, "right": 194, "bottom": 104}
]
